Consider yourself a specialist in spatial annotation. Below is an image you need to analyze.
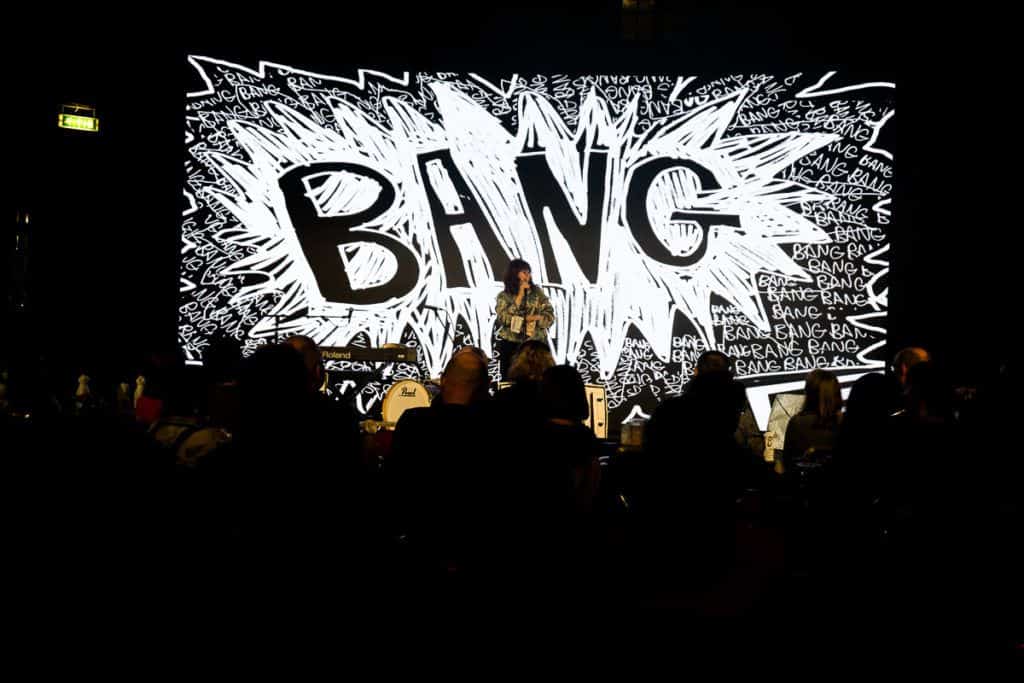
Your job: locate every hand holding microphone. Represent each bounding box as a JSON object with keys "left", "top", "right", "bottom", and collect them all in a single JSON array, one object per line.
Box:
[{"left": 516, "top": 269, "right": 532, "bottom": 302}]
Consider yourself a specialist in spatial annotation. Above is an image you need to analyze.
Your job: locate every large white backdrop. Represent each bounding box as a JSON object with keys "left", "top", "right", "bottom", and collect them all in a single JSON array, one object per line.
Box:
[{"left": 180, "top": 58, "right": 893, "bottom": 426}]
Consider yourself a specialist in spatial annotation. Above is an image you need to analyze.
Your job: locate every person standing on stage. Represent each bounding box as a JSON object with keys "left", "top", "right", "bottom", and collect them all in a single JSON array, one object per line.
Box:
[{"left": 495, "top": 259, "right": 555, "bottom": 381}]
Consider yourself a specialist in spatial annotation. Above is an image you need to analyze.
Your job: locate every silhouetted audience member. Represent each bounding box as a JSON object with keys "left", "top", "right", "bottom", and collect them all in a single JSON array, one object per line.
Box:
[
  {"left": 433, "top": 346, "right": 492, "bottom": 406},
  {"left": 892, "top": 346, "right": 930, "bottom": 397},
  {"left": 452, "top": 344, "right": 491, "bottom": 366},
  {"left": 493, "top": 339, "right": 554, "bottom": 423},
  {"left": 144, "top": 348, "right": 210, "bottom": 464},
  {"left": 200, "top": 335, "right": 242, "bottom": 430},
  {"left": 203, "top": 335, "right": 242, "bottom": 384},
  {"left": 506, "top": 339, "right": 554, "bottom": 383},
  {"left": 841, "top": 373, "right": 902, "bottom": 438},
  {"left": 150, "top": 340, "right": 239, "bottom": 468},
  {"left": 284, "top": 334, "right": 361, "bottom": 463},
  {"left": 643, "top": 370, "right": 757, "bottom": 495},
  {"left": 692, "top": 350, "right": 765, "bottom": 460},
  {"left": 388, "top": 351, "right": 502, "bottom": 583},
  {"left": 472, "top": 364, "right": 602, "bottom": 596},
  {"left": 135, "top": 351, "right": 186, "bottom": 426},
  {"left": 632, "top": 371, "right": 760, "bottom": 591},
  {"left": 832, "top": 372, "right": 902, "bottom": 507},
  {"left": 880, "top": 361, "right": 963, "bottom": 548},
  {"left": 197, "top": 343, "right": 361, "bottom": 575},
  {"left": 781, "top": 369, "right": 843, "bottom": 473},
  {"left": 284, "top": 334, "right": 370, "bottom": 547},
  {"left": 535, "top": 364, "right": 601, "bottom": 515}
]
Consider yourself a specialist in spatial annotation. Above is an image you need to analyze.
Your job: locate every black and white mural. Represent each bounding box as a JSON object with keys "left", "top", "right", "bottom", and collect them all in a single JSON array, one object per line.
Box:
[{"left": 180, "top": 57, "right": 893, "bottom": 428}]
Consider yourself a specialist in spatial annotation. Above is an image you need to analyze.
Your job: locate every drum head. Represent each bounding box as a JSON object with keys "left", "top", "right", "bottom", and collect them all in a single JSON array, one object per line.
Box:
[{"left": 382, "top": 379, "right": 431, "bottom": 423}]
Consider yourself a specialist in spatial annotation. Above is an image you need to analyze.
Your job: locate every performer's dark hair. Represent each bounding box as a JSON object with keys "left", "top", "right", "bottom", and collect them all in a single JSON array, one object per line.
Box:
[{"left": 503, "top": 259, "right": 532, "bottom": 295}]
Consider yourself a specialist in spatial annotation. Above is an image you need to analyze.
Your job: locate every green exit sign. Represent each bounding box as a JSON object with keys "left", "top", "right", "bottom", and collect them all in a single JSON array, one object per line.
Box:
[{"left": 58, "top": 113, "right": 99, "bottom": 132}]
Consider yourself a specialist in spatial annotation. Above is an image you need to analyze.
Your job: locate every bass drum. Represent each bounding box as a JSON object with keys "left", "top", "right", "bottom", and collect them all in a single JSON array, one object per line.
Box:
[{"left": 381, "top": 379, "right": 431, "bottom": 427}]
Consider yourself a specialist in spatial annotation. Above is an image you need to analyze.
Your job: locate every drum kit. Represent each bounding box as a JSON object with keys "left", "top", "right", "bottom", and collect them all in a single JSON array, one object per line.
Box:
[
  {"left": 329, "top": 342, "right": 430, "bottom": 434},
  {"left": 359, "top": 378, "right": 435, "bottom": 433},
  {"left": 345, "top": 344, "right": 607, "bottom": 438}
]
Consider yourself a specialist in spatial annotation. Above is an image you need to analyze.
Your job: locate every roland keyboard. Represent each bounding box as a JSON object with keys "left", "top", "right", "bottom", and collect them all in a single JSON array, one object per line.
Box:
[{"left": 320, "top": 346, "right": 418, "bottom": 363}]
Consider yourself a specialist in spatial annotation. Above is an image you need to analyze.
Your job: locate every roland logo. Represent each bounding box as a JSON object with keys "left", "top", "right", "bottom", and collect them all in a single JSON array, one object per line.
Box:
[{"left": 400, "top": 386, "right": 418, "bottom": 398}]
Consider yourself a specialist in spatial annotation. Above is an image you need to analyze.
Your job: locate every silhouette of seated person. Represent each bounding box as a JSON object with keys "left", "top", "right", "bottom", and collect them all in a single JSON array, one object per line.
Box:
[
  {"left": 781, "top": 369, "right": 844, "bottom": 476},
  {"left": 285, "top": 334, "right": 371, "bottom": 543},
  {"left": 868, "top": 360, "right": 982, "bottom": 613},
  {"left": 537, "top": 365, "right": 602, "bottom": 512},
  {"left": 388, "top": 350, "right": 500, "bottom": 578},
  {"left": 492, "top": 339, "right": 554, "bottom": 426},
  {"left": 688, "top": 350, "right": 767, "bottom": 461},
  {"left": 631, "top": 370, "right": 755, "bottom": 585},
  {"left": 832, "top": 372, "right": 901, "bottom": 508},
  {"left": 200, "top": 334, "right": 242, "bottom": 432},
  {"left": 198, "top": 343, "right": 345, "bottom": 559},
  {"left": 510, "top": 365, "right": 602, "bottom": 580},
  {"left": 891, "top": 346, "right": 931, "bottom": 398},
  {"left": 882, "top": 361, "right": 963, "bottom": 539},
  {"left": 284, "top": 334, "right": 361, "bottom": 467},
  {"left": 430, "top": 345, "right": 491, "bottom": 406},
  {"left": 148, "top": 371, "right": 206, "bottom": 463},
  {"left": 152, "top": 336, "right": 241, "bottom": 468},
  {"left": 135, "top": 353, "right": 172, "bottom": 426}
]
